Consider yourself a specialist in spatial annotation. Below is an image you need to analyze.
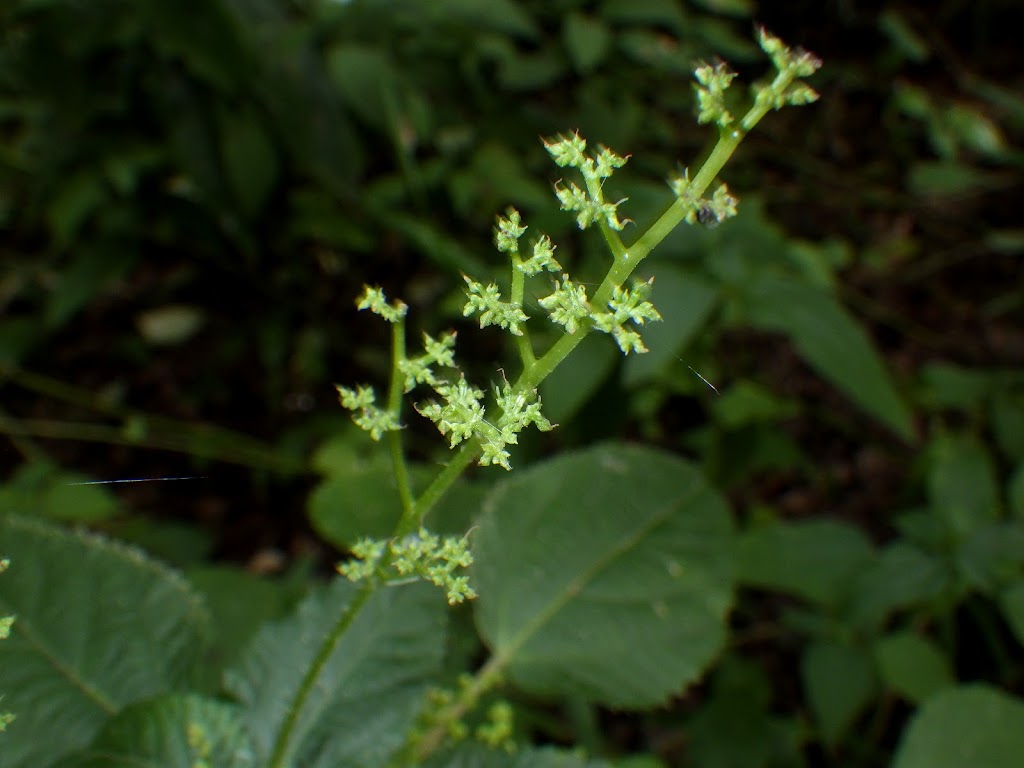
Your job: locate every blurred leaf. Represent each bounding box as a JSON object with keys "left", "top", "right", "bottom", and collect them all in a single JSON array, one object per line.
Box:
[
  {"left": 848, "top": 542, "right": 949, "bottom": 630},
  {"left": 991, "top": 388, "right": 1024, "bottom": 461},
  {"left": 893, "top": 685, "right": 1024, "bottom": 768},
  {"left": 422, "top": 0, "right": 539, "bottom": 39},
  {"left": 687, "top": 658, "right": 805, "bottom": 768},
  {"left": 711, "top": 381, "right": 799, "bottom": 429},
  {"left": 879, "top": 10, "right": 930, "bottom": 62},
  {"left": 946, "top": 103, "right": 1008, "bottom": 158},
  {"left": 539, "top": 333, "right": 619, "bottom": 424},
  {"left": 801, "top": 642, "right": 875, "bottom": 747},
  {"left": 45, "top": 245, "right": 137, "bottom": 329},
  {"left": 187, "top": 566, "right": 300, "bottom": 676},
  {"left": 473, "top": 443, "right": 735, "bottom": 707},
  {"left": 563, "top": 13, "right": 611, "bottom": 75},
  {"left": 47, "top": 172, "right": 107, "bottom": 250},
  {"left": 744, "top": 275, "right": 915, "bottom": 440},
  {"left": 739, "top": 518, "right": 875, "bottom": 607},
  {"left": 957, "top": 523, "right": 1024, "bottom": 592},
  {"left": 908, "top": 161, "right": 999, "bottom": 198},
  {"left": 919, "top": 363, "right": 993, "bottom": 411},
  {"left": 220, "top": 107, "right": 279, "bottom": 218},
  {"left": 0, "top": 516, "right": 209, "bottom": 767},
  {"left": 622, "top": 267, "right": 719, "bottom": 387},
  {"left": 42, "top": 482, "right": 120, "bottom": 523},
  {"left": 225, "top": 579, "right": 445, "bottom": 768},
  {"left": 308, "top": 460, "right": 404, "bottom": 550},
  {"left": 55, "top": 694, "right": 254, "bottom": 768},
  {"left": 874, "top": 632, "right": 954, "bottom": 703},
  {"left": 927, "top": 434, "right": 1000, "bottom": 539},
  {"left": 136, "top": 304, "right": 206, "bottom": 346}
]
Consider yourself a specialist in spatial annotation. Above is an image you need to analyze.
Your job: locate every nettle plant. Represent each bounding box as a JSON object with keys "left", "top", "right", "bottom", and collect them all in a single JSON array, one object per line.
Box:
[{"left": 0, "top": 30, "right": 822, "bottom": 768}]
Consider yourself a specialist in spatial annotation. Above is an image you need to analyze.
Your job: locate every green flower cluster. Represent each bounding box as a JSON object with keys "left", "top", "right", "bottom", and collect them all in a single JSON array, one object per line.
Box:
[{"left": 338, "top": 529, "right": 476, "bottom": 605}]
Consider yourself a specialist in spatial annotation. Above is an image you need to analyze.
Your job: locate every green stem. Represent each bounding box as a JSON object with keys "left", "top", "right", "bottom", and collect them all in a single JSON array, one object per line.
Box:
[
  {"left": 388, "top": 320, "right": 415, "bottom": 517},
  {"left": 400, "top": 438, "right": 480, "bottom": 536},
  {"left": 267, "top": 580, "right": 377, "bottom": 768}
]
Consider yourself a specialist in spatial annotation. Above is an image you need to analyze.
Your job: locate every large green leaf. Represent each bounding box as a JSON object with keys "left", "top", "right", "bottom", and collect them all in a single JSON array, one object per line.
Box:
[
  {"left": 55, "top": 694, "right": 254, "bottom": 768},
  {"left": 472, "top": 443, "right": 735, "bottom": 708},
  {"left": 224, "top": 579, "right": 446, "bottom": 768},
  {"left": 0, "top": 515, "right": 210, "bottom": 768},
  {"left": 744, "top": 275, "right": 914, "bottom": 440},
  {"left": 893, "top": 685, "right": 1024, "bottom": 768}
]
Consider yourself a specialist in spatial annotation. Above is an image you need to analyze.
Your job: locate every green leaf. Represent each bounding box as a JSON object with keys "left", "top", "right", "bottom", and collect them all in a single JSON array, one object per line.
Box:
[
  {"left": 908, "top": 161, "right": 999, "bottom": 198},
  {"left": 220, "top": 108, "right": 279, "bottom": 218},
  {"left": 55, "top": 694, "right": 254, "bottom": 768},
  {"left": 848, "top": 542, "right": 949, "bottom": 630},
  {"left": 893, "top": 685, "right": 1024, "bottom": 768},
  {"left": 539, "top": 332, "right": 619, "bottom": 424},
  {"left": 308, "top": 461, "right": 404, "bottom": 550},
  {"left": 991, "top": 388, "right": 1024, "bottom": 461},
  {"left": 472, "top": 443, "right": 735, "bottom": 707},
  {"left": 187, "top": 566, "right": 301, "bottom": 676},
  {"left": 801, "top": 642, "right": 875, "bottom": 747},
  {"left": 874, "top": 631, "right": 954, "bottom": 704},
  {"left": 622, "top": 267, "right": 719, "bottom": 387},
  {"left": 563, "top": 13, "right": 611, "bottom": 75},
  {"left": 739, "top": 518, "right": 874, "bottom": 607},
  {"left": 957, "top": 523, "right": 1024, "bottom": 592},
  {"left": 687, "top": 658, "right": 804, "bottom": 768},
  {"left": 224, "top": 579, "right": 445, "bottom": 768},
  {"left": 744, "top": 275, "right": 914, "bottom": 439},
  {"left": 927, "top": 434, "right": 999, "bottom": 539},
  {"left": 0, "top": 516, "right": 210, "bottom": 767}
]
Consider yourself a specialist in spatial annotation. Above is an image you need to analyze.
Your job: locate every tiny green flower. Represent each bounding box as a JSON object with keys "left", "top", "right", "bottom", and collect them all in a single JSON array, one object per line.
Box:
[
  {"left": 462, "top": 277, "right": 529, "bottom": 336},
  {"left": 694, "top": 61, "right": 736, "bottom": 127},
  {"left": 336, "top": 384, "right": 402, "bottom": 440},
  {"left": 494, "top": 208, "right": 528, "bottom": 253},
  {"left": 538, "top": 276, "right": 591, "bottom": 335},
  {"left": 356, "top": 285, "right": 408, "bottom": 323},
  {"left": 543, "top": 132, "right": 588, "bottom": 168},
  {"left": 417, "top": 377, "right": 486, "bottom": 449},
  {"left": 592, "top": 279, "right": 662, "bottom": 355},
  {"left": 516, "top": 235, "right": 561, "bottom": 276}
]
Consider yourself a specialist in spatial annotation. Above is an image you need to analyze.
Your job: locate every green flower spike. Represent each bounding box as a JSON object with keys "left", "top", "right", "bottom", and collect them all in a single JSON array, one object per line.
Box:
[{"left": 336, "top": 384, "right": 401, "bottom": 440}]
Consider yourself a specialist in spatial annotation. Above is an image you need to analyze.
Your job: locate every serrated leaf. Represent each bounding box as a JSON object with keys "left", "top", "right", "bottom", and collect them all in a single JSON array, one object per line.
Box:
[
  {"left": 0, "top": 516, "right": 210, "bottom": 768},
  {"left": 739, "top": 518, "right": 874, "bottom": 607},
  {"left": 801, "top": 642, "right": 875, "bottom": 747},
  {"left": 874, "top": 631, "right": 953, "bottom": 703},
  {"left": 744, "top": 275, "right": 914, "bottom": 440},
  {"left": 54, "top": 694, "right": 254, "bottom": 768},
  {"left": 224, "top": 579, "right": 445, "bottom": 768},
  {"left": 893, "top": 685, "right": 1024, "bottom": 768},
  {"left": 472, "top": 443, "right": 735, "bottom": 707}
]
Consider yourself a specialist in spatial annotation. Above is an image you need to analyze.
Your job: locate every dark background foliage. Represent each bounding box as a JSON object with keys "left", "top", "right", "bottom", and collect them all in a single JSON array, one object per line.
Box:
[{"left": 1, "top": 0, "right": 1022, "bottom": 764}]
